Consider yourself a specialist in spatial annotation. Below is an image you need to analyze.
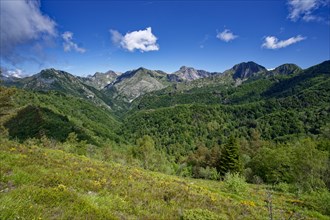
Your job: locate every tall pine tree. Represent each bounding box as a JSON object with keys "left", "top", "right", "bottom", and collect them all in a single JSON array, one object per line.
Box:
[{"left": 218, "top": 135, "right": 242, "bottom": 176}]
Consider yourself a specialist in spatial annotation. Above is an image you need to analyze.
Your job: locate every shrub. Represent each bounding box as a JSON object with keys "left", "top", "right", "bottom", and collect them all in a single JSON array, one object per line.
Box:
[
  {"left": 275, "top": 182, "right": 291, "bottom": 193},
  {"left": 223, "top": 172, "right": 248, "bottom": 195},
  {"left": 303, "top": 189, "right": 330, "bottom": 215},
  {"left": 198, "top": 166, "right": 220, "bottom": 180},
  {"left": 302, "top": 189, "right": 330, "bottom": 215}
]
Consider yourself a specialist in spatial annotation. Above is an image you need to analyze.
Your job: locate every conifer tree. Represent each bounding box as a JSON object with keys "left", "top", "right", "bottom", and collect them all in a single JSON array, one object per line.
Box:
[{"left": 218, "top": 135, "right": 242, "bottom": 176}]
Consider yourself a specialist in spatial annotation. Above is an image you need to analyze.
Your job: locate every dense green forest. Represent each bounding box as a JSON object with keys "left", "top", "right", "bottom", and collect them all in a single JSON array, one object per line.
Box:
[
  {"left": 1, "top": 61, "right": 329, "bottom": 219},
  {"left": 121, "top": 61, "right": 330, "bottom": 185}
]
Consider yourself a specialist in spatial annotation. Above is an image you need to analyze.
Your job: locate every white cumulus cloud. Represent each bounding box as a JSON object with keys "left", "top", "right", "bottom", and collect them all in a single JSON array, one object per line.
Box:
[
  {"left": 62, "top": 31, "right": 86, "bottom": 53},
  {"left": 110, "top": 27, "right": 159, "bottom": 52},
  {"left": 217, "top": 29, "right": 238, "bottom": 42},
  {"left": 287, "top": 0, "right": 329, "bottom": 22},
  {"left": 262, "top": 35, "right": 306, "bottom": 49},
  {"left": 0, "top": 0, "right": 56, "bottom": 62}
]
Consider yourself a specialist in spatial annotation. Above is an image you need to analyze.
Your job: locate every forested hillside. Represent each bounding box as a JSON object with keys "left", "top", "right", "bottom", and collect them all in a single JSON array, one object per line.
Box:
[
  {"left": 120, "top": 60, "right": 330, "bottom": 186},
  {"left": 2, "top": 89, "right": 121, "bottom": 145},
  {"left": 1, "top": 60, "right": 329, "bottom": 219}
]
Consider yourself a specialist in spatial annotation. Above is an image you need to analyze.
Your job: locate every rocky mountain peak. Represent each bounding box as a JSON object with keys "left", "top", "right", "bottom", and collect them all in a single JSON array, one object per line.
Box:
[
  {"left": 271, "top": 64, "right": 302, "bottom": 75},
  {"left": 231, "top": 61, "right": 267, "bottom": 79},
  {"left": 173, "top": 66, "right": 214, "bottom": 81},
  {"left": 104, "top": 67, "right": 169, "bottom": 103},
  {"left": 179, "top": 66, "right": 189, "bottom": 71}
]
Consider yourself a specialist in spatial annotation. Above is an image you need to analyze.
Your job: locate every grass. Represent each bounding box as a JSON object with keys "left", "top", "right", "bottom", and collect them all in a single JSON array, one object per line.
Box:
[{"left": 1, "top": 138, "right": 329, "bottom": 219}]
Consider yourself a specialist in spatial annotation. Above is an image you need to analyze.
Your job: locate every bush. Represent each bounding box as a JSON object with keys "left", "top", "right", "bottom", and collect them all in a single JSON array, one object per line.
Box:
[
  {"left": 249, "top": 140, "right": 329, "bottom": 192},
  {"left": 198, "top": 166, "right": 220, "bottom": 180},
  {"left": 275, "top": 182, "right": 291, "bottom": 193},
  {"left": 223, "top": 172, "right": 248, "bottom": 195},
  {"left": 303, "top": 189, "right": 330, "bottom": 215}
]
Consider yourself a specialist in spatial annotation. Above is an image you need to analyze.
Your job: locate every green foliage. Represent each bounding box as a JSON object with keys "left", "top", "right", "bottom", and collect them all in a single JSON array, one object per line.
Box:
[
  {"left": 123, "top": 94, "right": 329, "bottom": 163},
  {"left": 6, "top": 89, "right": 121, "bottom": 145},
  {"left": 291, "top": 139, "right": 328, "bottom": 191},
  {"left": 223, "top": 172, "right": 248, "bottom": 195},
  {"left": 198, "top": 166, "right": 220, "bottom": 180},
  {"left": 4, "top": 105, "right": 79, "bottom": 142},
  {"left": 63, "top": 132, "right": 90, "bottom": 156},
  {"left": 0, "top": 86, "right": 16, "bottom": 136},
  {"left": 302, "top": 189, "right": 330, "bottom": 215},
  {"left": 274, "top": 182, "right": 292, "bottom": 193},
  {"left": 219, "top": 136, "right": 242, "bottom": 176},
  {"left": 0, "top": 86, "right": 16, "bottom": 117},
  {"left": 1, "top": 61, "right": 330, "bottom": 218},
  {"left": 187, "top": 146, "right": 221, "bottom": 179},
  {"left": 1, "top": 138, "right": 329, "bottom": 219},
  {"left": 132, "top": 135, "right": 175, "bottom": 174},
  {"left": 263, "top": 60, "right": 330, "bottom": 98},
  {"left": 249, "top": 146, "right": 293, "bottom": 184},
  {"left": 249, "top": 139, "right": 328, "bottom": 191},
  {"left": 124, "top": 61, "right": 330, "bottom": 158},
  {"left": 134, "top": 135, "right": 156, "bottom": 169},
  {"left": 5, "top": 68, "right": 112, "bottom": 108}
]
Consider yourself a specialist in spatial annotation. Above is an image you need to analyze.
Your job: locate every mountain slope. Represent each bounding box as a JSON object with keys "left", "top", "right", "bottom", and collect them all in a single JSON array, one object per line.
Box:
[
  {"left": 1, "top": 61, "right": 308, "bottom": 115},
  {"left": 1, "top": 61, "right": 329, "bottom": 219},
  {"left": 79, "top": 70, "right": 120, "bottom": 90},
  {"left": 224, "top": 61, "right": 267, "bottom": 80},
  {"left": 4, "top": 105, "right": 80, "bottom": 142},
  {"left": 171, "top": 66, "right": 217, "bottom": 82},
  {"left": 103, "top": 67, "right": 172, "bottom": 112},
  {"left": 131, "top": 61, "right": 329, "bottom": 111},
  {"left": 130, "top": 61, "right": 268, "bottom": 110},
  {"left": 3, "top": 88, "right": 121, "bottom": 145},
  {"left": 269, "top": 63, "right": 302, "bottom": 75},
  {"left": 4, "top": 69, "right": 111, "bottom": 108},
  {"left": 123, "top": 61, "right": 330, "bottom": 157},
  {"left": 264, "top": 60, "right": 330, "bottom": 98},
  {"left": 1, "top": 138, "right": 328, "bottom": 219}
]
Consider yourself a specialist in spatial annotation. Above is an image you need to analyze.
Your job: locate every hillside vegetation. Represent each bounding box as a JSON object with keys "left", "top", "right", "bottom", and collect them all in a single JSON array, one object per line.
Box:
[
  {"left": 1, "top": 138, "right": 329, "bottom": 219},
  {"left": 1, "top": 60, "right": 330, "bottom": 219},
  {"left": 3, "top": 89, "right": 121, "bottom": 145}
]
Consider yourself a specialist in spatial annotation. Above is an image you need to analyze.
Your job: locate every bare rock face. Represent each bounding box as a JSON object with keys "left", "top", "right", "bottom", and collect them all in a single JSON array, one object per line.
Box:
[
  {"left": 81, "top": 70, "right": 121, "bottom": 90},
  {"left": 104, "top": 67, "right": 170, "bottom": 103},
  {"left": 229, "top": 62, "right": 267, "bottom": 80},
  {"left": 172, "top": 66, "right": 216, "bottom": 81}
]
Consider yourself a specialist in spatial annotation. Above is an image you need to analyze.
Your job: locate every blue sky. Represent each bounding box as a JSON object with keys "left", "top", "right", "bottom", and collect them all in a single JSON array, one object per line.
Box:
[{"left": 1, "top": 0, "right": 329, "bottom": 77}]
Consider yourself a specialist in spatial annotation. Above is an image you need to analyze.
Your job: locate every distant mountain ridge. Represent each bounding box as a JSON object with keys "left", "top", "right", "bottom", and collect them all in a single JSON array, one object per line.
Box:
[
  {"left": 171, "top": 66, "right": 218, "bottom": 82},
  {"left": 1, "top": 68, "right": 112, "bottom": 108},
  {"left": 269, "top": 64, "right": 302, "bottom": 75},
  {"left": 103, "top": 68, "right": 171, "bottom": 111},
  {"left": 2, "top": 60, "right": 328, "bottom": 114},
  {"left": 223, "top": 61, "right": 267, "bottom": 80},
  {"left": 1, "top": 61, "right": 307, "bottom": 91},
  {"left": 80, "top": 70, "right": 121, "bottom": 90}
]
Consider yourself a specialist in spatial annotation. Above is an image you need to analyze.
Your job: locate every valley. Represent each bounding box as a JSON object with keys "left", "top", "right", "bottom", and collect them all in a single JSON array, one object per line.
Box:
[{"left": 1, "top": 60, "right": 330, "bottom": 219}]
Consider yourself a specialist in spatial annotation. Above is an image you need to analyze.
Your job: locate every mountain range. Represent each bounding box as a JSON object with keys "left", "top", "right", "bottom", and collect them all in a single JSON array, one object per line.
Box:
[
  {"left": 1, "top": 60, "right": 330, "bottom": 219},
  {"left": 1, "top": 60, "right": 329, "bottom": 142},
  {"left": 1, "top": 61, "right": 308, "bottom": 112}
]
